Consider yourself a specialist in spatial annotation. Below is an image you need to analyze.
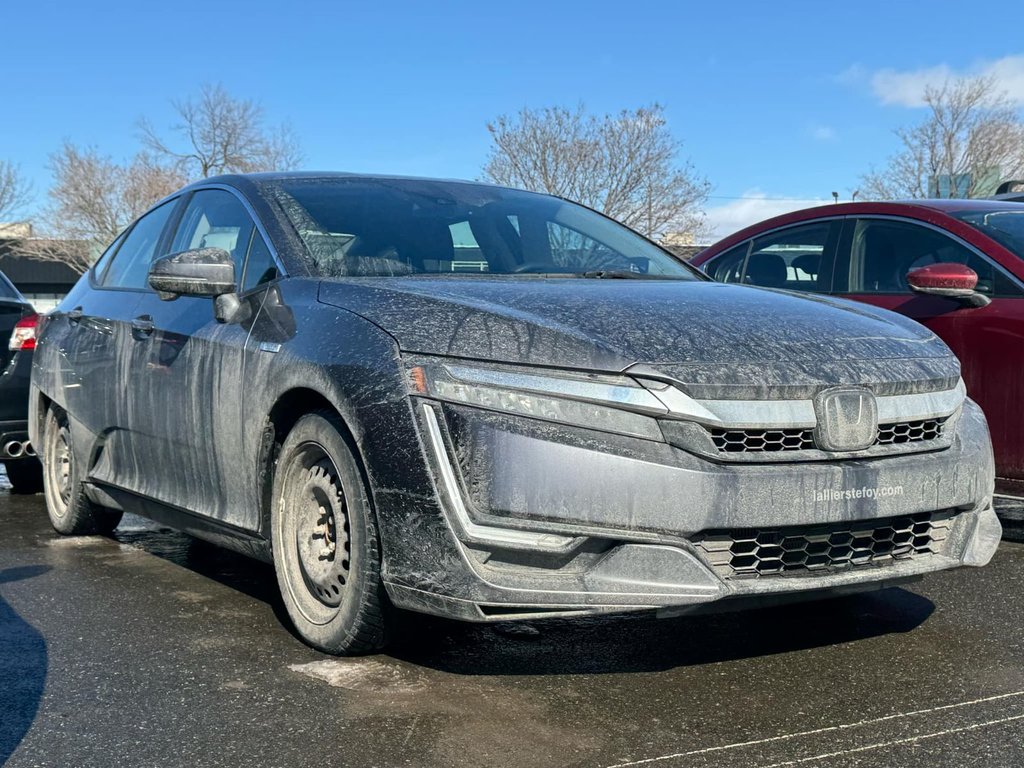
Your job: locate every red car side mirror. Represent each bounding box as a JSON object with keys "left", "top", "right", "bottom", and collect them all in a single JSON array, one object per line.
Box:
[{"left": 906, "top": 263, "right": 990, "bottom": 307}]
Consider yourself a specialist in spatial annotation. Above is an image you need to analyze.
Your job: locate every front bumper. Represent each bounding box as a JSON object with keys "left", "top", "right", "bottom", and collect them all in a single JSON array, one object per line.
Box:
[{"left": 381, "top": 397, "right": 999, "bottom": 622}]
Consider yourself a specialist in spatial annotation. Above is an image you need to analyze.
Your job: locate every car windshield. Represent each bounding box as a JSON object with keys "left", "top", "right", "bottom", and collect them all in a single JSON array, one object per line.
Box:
[
  {"left": 950, "top": 206, "right": 1024, "bottom": 255},
  {"left": 269, "top": 178, "right": 700, "bottom": 279}
]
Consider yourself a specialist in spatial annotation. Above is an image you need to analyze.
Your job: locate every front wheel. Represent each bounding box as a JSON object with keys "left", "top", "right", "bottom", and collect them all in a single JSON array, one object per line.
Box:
[
  {"left": 271, "top": 412, "right": 390, "bottom": 654},
  {"left": 41, "top": 407, "right": 122, "bottom": 535}
]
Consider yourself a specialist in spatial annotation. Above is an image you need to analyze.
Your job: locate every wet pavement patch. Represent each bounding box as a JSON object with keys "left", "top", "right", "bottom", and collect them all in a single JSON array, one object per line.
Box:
[
  {"left": 289, "top": 658, "right": 428, "bottom": 693},
  {"left": 1, "top": 486, "right": 1023, "bottom": 767}
]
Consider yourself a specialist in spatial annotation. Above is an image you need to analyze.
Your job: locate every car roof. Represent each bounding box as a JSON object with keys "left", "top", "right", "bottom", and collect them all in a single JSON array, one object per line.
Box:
[
  {"left": 905, "top": 198, "right": 1024, "bottom": 212},
  {"left": 695, "top": 199, "right": 1024, "bottom": 260},
  {"left": 193, "top": 171, "right": 510, "bottom": 191}
]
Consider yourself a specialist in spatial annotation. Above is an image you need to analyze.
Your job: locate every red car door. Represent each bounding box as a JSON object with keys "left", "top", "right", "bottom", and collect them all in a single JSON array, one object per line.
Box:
[{"left": 832, "top": 216, "right": 1024, "bottom": 490}]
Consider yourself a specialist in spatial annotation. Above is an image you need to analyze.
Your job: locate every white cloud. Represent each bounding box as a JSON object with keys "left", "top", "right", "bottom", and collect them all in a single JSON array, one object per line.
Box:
[
  {"left": 871, "top": 64, "right": 955, "bottom": 107},
  {"left": 809, "top": 124, "right": 837, "bottom": 141},
  {"left": 835, "top": 64, "right": 867, "bottom": 85},
  {"left": 859, "top": 54, "right": 1024, "bottom": 107},
  {"left": 703, "top": 192, "right": 831, "bottom": 241}
]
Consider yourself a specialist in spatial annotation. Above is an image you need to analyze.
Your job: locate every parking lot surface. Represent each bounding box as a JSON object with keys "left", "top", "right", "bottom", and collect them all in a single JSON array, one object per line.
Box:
[{"left": 2, "top": 468, "right": 1023, "bottom": 768}]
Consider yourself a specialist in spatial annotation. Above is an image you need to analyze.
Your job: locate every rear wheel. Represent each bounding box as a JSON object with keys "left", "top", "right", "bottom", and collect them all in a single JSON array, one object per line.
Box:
[
  {"left": 4, "top": 459, "right": 43, "bottom": 494},
  {"left": 271, "top": 412, "right": 389, "bottom": 654},
  {"left": 41, "top": 408, "right": 122, "bottom": 535}
]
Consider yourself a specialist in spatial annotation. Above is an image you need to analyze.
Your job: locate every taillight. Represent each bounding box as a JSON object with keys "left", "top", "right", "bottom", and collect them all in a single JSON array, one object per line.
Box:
[{"left": 9, "top": 313, "right": 39, "bottom": 352}]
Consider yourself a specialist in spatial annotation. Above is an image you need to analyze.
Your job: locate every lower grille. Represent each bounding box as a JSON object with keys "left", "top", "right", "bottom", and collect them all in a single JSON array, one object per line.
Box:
[{"left": 691, "top": 510, "right": 958, "bottom": 579}]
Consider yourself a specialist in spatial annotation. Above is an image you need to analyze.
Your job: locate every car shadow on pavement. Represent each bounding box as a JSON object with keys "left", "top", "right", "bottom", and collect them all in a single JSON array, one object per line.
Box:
[
  {"left": 111, "top": 526, "right": 301, "bottom": 639},
  {"left": 0, "top": 565, "right": 50, "bottom": 765},
  {"left": 387, "top": 587, "right": 936, "bottom": 676},
  {"left": 110, "top": 523, "right": 937, "bottom": 675}
]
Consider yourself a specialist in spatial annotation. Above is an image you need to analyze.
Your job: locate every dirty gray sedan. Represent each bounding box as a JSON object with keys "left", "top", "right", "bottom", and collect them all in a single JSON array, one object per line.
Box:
[{"left": 30, "top": 173, "right": 1001, "bottom": 654}]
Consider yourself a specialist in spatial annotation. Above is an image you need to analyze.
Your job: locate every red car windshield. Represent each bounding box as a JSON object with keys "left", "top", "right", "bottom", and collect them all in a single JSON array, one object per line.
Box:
[{"left": 950, "top": 207, "right": 1024, "bottom": 257}]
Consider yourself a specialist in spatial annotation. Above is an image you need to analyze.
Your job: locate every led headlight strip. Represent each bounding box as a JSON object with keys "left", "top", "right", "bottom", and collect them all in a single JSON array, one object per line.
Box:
[
  {"left": 408, "top": 360, "right": 711, "bottom": 440},
  {"left": 408, "top": 358, "right": 967, "bottom": 438}
]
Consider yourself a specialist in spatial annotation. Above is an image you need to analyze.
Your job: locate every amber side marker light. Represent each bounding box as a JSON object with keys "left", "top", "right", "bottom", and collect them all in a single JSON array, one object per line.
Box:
[{"left": 409, "top": 365, "right": 428, "bottom": 394}]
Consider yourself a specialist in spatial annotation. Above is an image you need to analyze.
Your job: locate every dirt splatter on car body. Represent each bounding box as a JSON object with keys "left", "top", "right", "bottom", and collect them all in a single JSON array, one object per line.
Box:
[{"left": 29, "top": 173, "right": 1001, "bottom": 651}]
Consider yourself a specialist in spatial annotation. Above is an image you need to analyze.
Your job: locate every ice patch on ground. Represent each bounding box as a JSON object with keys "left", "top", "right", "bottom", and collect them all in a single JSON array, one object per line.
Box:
[
  {"left": 45, "top": 536, "right": 110, "bottom": 548},
  {"left": 289, "top": 658, "right": 427, "bottom": 693}
]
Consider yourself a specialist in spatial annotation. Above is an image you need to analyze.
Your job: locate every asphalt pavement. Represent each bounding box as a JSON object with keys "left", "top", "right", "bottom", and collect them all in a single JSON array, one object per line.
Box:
[{"left": 1, "top": 466, "right": 1023, "bottom": 768}]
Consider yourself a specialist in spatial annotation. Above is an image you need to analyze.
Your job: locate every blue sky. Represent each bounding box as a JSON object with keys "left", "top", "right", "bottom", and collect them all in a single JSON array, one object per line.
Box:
[{"left": 5, "top": 1, "right": 1024, "bottom": 238}]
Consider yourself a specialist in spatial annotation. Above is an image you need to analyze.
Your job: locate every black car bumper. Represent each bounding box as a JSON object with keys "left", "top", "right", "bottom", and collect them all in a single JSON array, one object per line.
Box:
[{"left": 1, "top": 349, "right": 33, "bottom": 461}]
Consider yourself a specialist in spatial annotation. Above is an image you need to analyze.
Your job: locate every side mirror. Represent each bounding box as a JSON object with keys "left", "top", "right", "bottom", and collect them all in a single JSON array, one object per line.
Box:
[
  {"left": 906, "top": 263, "right": 990, "bottom": 308},
  {"left": 149, "top": 248, "right": 236, "bottom": 299}
]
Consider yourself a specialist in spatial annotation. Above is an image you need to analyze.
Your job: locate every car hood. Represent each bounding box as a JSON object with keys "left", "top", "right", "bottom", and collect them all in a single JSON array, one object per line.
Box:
[{"left": 317, "top": 278, "right": 959, "bottom": 398}]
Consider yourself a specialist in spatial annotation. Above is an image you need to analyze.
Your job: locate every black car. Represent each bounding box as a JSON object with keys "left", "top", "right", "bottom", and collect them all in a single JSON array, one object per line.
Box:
[
  {"left": 1, "top": 270, "right": 42, "bottom": 493},
  {"left": 31, "top": 173, "right": 1000, "bottom": 654}
]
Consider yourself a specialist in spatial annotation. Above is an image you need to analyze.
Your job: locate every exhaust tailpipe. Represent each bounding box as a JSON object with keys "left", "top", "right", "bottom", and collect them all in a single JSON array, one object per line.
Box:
[
  {"left": 3, "top": 440, "right": 24, "bottom": 459},
  {"left": 23, "top": 441, "right": 36, "bottom": 458}
]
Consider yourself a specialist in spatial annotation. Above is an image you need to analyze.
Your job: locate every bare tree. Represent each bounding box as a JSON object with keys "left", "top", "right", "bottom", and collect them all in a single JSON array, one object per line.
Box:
[
  {"left": 19, "top": 143, "right": 185, "bottom": 273},
  {"left": 861, "top": 75, "right": 1024, "bottom": 200},
  {"left": 484, "top": 104, "right": 709, "bottom": 239},
  {"left": 0, "top": 160, "right": 32, "bottom": 222},
  {"left": 140, "top": 83, "right": 303, "bottom": 178}
]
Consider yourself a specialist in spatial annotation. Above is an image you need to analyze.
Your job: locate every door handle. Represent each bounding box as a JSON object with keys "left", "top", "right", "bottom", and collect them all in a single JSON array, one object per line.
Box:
[
  {"left": 130, "top": 315, "right": 155, "bottom": 338},
  {"left": 67, "top": 307, "right": 83, "bottom": 324}
]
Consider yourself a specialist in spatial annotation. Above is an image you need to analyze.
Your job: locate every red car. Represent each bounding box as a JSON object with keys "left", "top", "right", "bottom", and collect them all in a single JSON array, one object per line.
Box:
[{"left": 692, "top": 200, "right": 1024, "bottom": 497}]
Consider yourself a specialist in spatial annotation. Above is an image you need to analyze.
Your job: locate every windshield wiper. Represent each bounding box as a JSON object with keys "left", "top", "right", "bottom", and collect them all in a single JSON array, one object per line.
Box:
[{"left": 579, "top": 270, "right": 677, "bottom": 280}]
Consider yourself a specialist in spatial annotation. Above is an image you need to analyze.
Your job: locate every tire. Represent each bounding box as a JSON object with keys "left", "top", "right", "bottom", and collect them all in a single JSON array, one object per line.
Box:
[
  {"left": 4, "top": 459, "right": 43, "bottom": 495},
  {"left": 41, "top": 407, "right": 122, "bottom": 535},
  {"left": 271, "top": 411, "right": 389, "bottom": 655}
]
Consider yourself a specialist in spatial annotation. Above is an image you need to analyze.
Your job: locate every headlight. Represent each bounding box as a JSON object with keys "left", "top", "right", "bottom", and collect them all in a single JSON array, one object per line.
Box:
[{"left": 405, "top": 358, "right": 694, "bottom": 441}]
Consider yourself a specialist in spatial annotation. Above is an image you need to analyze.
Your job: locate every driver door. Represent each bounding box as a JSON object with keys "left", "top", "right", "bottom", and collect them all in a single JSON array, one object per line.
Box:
[{"left": 129, "top": 188, "right": 272, "bottom": 525}]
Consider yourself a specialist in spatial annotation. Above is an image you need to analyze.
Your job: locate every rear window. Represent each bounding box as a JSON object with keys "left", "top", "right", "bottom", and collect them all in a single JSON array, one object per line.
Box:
[{"left": 0, "top": 272, "right": 20, "bottom": 300}]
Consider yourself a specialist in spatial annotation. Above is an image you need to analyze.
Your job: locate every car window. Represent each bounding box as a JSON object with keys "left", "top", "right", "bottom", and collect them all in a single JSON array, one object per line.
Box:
[
  {"left": 546, "top": 220, "right": 648, "bottom": 273},
  {"left": 100, "top": 200, "right": 178, "bottom": 289},
  {"left": 241, "top": 230, "right": 280, "bottom": 292},
  {"left": 744, "top": 222, "right": 832, "bottom": 291},
  {"left": 271, "top": 178, "right": 700, "bottom": 279},
  {"left": 0, "top": 271, "right": 19, "bottom": 300},
  {"left": 91, "top": 231, "right": 127, "bottom": 282},
  {"left": 170, "top": 190, "right": 256, "bottom": 280},
  {"left": 840, "top": 218, "right": 1021, "bottom": 297},
  {"left": 950, "top": 207, "right": 1024, "bottom": 255},
  {"left": 704, "top": 242, "right": 748, "bottom": 283},
  {"left": 446, "top": 221, "right": 489, "bottom": 272}
]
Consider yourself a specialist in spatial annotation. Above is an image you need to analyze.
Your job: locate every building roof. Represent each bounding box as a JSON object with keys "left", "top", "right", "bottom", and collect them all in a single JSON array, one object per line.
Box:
[{"left": 0, "top": 241, "right": 82, "bottom": 290}]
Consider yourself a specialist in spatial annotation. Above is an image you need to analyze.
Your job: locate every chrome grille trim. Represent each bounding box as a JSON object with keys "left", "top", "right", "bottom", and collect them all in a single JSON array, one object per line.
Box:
[{"left": 687, "top": 379, "right": 965, "bottom": 430}]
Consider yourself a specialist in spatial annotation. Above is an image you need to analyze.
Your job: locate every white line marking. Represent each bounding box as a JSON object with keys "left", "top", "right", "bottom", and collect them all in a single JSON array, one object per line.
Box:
[
  {"left": 603, "top": 689, "right": 1024, "bottom": 768},
  {"left": 758, "top": 713, "right": 1024, "bottom": 768}
]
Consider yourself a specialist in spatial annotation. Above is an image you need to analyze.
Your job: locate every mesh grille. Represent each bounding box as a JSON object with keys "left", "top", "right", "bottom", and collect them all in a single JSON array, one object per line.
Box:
[
  {"left": 876, "top": 417, "right": 947, "bottom": 445},
  {"left": 711, "top": 428, "right": 815, "bottom": 452},
  {"left": 709, "top": 417, "right": 948, "bottom": 454},
  {"left": 691, "top": 510, "right": 958, "bottom": 579}
]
